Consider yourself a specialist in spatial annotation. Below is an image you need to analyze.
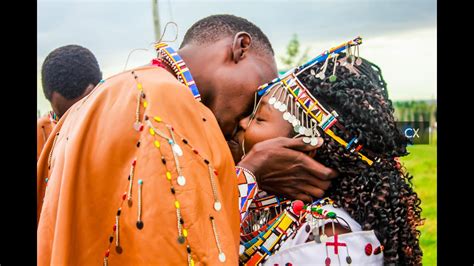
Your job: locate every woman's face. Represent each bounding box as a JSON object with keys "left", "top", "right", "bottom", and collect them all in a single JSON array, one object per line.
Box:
[{"left": 230, "top": 92, "right": 294, "bottom": 163}]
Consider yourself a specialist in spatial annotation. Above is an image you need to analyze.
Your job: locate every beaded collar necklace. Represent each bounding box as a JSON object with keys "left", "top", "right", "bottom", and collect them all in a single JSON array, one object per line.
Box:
[
  {"left": 240, "top": 197, "right": 356, "bottom": 265},
  {"left": 154, "top": 43, "right": 201, "bottom": 101},
  {"left": 48, "top": 111, "right": 59, "bottom": 124}
]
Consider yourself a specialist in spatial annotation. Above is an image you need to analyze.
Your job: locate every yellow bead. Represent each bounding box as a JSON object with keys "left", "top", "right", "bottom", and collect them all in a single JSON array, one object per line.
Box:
[
  {"left": 154, "top": 140, "right": 160, "bottom": 148},
  {"left": 143, "top": 101, "right": 148, "bottom": 108},
  {"left": 154, "top": 116, "right": 162, "bottom": 122},
  {"left": 149, "top": 128, "right": 155, "bottom": 136},
  {"left": 190, "top": 259, "right": 195, "bottom": 266},
  {"left": 175, "top": 201, "right": 180, "bottom": 209},
  {"left": 137, "top": 83, "right": 143, "bottom": 90},
  {"left": 166, "top": 171, "right": 172, "bottom": 180},
  {"left": 183, "top": 229, "right": 188, "bottom": 237}
]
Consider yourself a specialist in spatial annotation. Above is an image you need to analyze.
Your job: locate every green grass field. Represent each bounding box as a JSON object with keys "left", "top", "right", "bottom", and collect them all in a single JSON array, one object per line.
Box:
[{"left": 400, "top": 134, "right": 437, "bottom": 265}]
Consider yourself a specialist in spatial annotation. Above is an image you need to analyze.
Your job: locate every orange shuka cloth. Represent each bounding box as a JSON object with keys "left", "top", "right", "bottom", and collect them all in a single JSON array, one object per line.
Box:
[
  {"left": 37, "top": 66, "right": 240, "bottom": 265},
  {"left": 37, "top": 114, "right": 55, "bottom": 161}
]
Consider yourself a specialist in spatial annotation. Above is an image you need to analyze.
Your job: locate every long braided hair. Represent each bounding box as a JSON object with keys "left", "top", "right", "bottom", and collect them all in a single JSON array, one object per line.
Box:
[{"left": 298, "top": 54, "right": 423, "bottom": 265}]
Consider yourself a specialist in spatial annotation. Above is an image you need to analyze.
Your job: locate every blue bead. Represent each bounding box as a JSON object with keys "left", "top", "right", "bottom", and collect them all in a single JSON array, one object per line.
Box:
[
  {"left": 45, "top": 178, "right": 49, "bottom": 183},
  {"left": 168, "top": 140, "right": 174, "bottom": 144},
  {"left": 138, "top": 179, "right": 143, "bottom": 185}
]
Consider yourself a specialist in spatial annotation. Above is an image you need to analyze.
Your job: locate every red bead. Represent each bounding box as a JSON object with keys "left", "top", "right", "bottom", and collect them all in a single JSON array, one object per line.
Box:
[
  {"left": 171, "top": 127, "right": 175, "bottom": 131},
  {"left": 374, "top": 247, "right": 381, "bottom": 255},
  {"left": 374, "top": 245, "right": 384, "bottom": 254},
  {"left": 292, "top": 200, "right": 304, "bottom": 215},
  {"left": 139, "top": 125, "right": 144, "bottom": 131},
  {"left": 122, "top": 192, "right": 127, "bottom": 200},
  {"left": 214, "top": 170, "right": 218, "bottom": 176},
  {"left": 132, "top": 159, "right": 137, "bottom": 166},
  {"left": 193, "top": 149, "right": 199, "bottom": 154},
  {"left": 113, "top": 224, "right": 117, "bottom": 231},
  {"left": 105, "top": 249, "right": 110, "bottom": 257},
  {"left": 325, "top": 257, "right": 331, "bottom": 266},
  {"left": 365, "top": 243, "right": 373, "bottom": 256}
]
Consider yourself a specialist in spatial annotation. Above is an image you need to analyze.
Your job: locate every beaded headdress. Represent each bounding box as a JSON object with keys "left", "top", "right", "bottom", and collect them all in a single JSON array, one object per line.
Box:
[{"left": 253, "top": 37, "right": 379, "bottom": 166}]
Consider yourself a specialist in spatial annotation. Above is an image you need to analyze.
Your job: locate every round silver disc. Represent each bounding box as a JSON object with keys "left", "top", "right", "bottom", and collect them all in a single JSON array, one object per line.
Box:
[
  {"left": 298, "top": 126, "right": 306, "bottom": 135},
  {"left": 293, "top": 125, "right": 301, "bottom": 133},
  {"left": 274, "top": 101, "right": 281, "bottom": 109},
  {"left": 302, "top": 137, "right": 311, "bottom": 144},
  {"left": 268, "top": 97, "right": 276, "bottom": 105},
  {"left": 283, "top": 112, "right": 291, "bottom": 121}
]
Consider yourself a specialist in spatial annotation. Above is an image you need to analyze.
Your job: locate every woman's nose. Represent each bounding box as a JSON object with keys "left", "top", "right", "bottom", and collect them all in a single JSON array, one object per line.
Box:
[{"left": 238, "top": 116, "right": 251, "bottom": 131}]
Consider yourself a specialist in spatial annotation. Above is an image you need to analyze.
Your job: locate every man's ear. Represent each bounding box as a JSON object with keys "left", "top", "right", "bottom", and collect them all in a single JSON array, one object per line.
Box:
[{"left": 231, "top": 31, "right": 252, "bottom": 64}]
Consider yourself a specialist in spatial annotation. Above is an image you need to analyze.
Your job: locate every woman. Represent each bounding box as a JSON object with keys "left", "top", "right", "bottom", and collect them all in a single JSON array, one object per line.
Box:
[{"left": 234, "top": 39, "right": 423, "bottom": 265}]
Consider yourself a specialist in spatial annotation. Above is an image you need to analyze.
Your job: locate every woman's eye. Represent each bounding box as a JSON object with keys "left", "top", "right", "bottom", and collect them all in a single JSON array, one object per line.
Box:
[{"left": 255, "top": 116, "right": 265, "bottom": 122}]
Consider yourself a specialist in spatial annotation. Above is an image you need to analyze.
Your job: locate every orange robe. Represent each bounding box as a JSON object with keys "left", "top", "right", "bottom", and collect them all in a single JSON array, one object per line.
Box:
[
  {"left": 37, "top": 114, "right": 55, "bottom": 161},
  {"left": 37, "top": 66, "right": 240, "bottom": 265}
]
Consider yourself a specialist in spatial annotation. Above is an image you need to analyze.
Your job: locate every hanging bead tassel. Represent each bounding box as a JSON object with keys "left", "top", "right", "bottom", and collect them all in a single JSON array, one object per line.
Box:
[
  {"left": 127, "top": 159, "right": 136, "bottom": 206},
  {"left": 210, "top": 216, "right": 226, "bottom": 263},
  {"left": 208, "top": 166, "right": 221, "bottom": 211},
  {"left": 133, "top": 82, "right": 143, "bottom": 131},
  {"left": 167, "top": 126, "right": 186, "bottom": 186},
  {"left": 115, "top": 214, "right": 122, "bottom": 253},
  {"left": 136, "top": 179, "right": 144, "bottom": 229}
]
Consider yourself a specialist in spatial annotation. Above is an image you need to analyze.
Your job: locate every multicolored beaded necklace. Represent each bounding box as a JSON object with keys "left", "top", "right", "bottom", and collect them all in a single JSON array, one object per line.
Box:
[
  {"left": 155, "top": 42, "right": 201, "bottom": 101},
  {"left": 240, "top": 197, "right": 355, "bottom": 266},
  {"left": 48, "top": 110, "right": 59, "bottom": 124}
]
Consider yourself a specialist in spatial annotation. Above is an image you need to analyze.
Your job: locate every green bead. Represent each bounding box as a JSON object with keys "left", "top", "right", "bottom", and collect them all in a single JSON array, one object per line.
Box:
[
  {"left": 329, "top": 75, "right": 337, "bottom": 82},
  {"left": 327, "top": 212, "right": 336, "bottom": 218}
]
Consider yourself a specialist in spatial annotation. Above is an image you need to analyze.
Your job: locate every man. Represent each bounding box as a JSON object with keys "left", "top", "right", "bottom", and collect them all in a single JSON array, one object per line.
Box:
[
  {"left": 37, "top": 15, "right": 337, "bottom": 265},
  {"left": 37, "top": 45, "right": 102, "bottom": 160}
]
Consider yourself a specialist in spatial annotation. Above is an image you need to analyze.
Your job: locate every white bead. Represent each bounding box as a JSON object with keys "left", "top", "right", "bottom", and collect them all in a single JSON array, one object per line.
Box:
[
  {"left": 177, "top": 175, "right": 186, "bottom": 186},
  {"left": 214, "top": 201, "right": 222, "bottom": 211},
  {"left": 218, "top": 252, "right": 226, "bottom": 262},
  {"left": 283, "top": 112, "right": 291, "bottom": 121},
  {"left": 172, "top": 144, "right": 183, "bottom": 156},
  {"left": 302, "top": 137, "right": 311, "bottom": 144},
  {"left": 268, "top": 97, "right": 276, "bottom": 105},
  {"left": 274, "top": 101, "right": 281, "bottom": 109}
]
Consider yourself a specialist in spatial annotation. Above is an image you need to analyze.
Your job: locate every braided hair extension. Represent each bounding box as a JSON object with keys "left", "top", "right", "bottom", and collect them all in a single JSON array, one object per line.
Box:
[{"left": 297, "top": 54, "right": 424, "bottom": 265}]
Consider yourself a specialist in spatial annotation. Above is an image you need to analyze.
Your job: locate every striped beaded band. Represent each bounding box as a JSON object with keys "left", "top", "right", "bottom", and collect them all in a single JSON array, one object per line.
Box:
[{"left": 154, "top": 43, "right": 201, "bottom": 101}]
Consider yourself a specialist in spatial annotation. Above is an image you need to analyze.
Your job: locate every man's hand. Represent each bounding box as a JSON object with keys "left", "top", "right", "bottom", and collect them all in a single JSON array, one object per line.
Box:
[{"left": 238, "top": 137, "right": 338, "bottom": 202}]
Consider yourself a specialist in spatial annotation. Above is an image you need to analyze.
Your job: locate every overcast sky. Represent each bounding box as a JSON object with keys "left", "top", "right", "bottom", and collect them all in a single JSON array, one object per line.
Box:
[{"left": 37, "top": 0, "right": 436, "bottom": 115}]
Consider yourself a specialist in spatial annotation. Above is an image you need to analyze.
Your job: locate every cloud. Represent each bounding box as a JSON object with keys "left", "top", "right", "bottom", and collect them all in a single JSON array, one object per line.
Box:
[{"left": 37, "top": 0, "right": 436, "bottom": 114}]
